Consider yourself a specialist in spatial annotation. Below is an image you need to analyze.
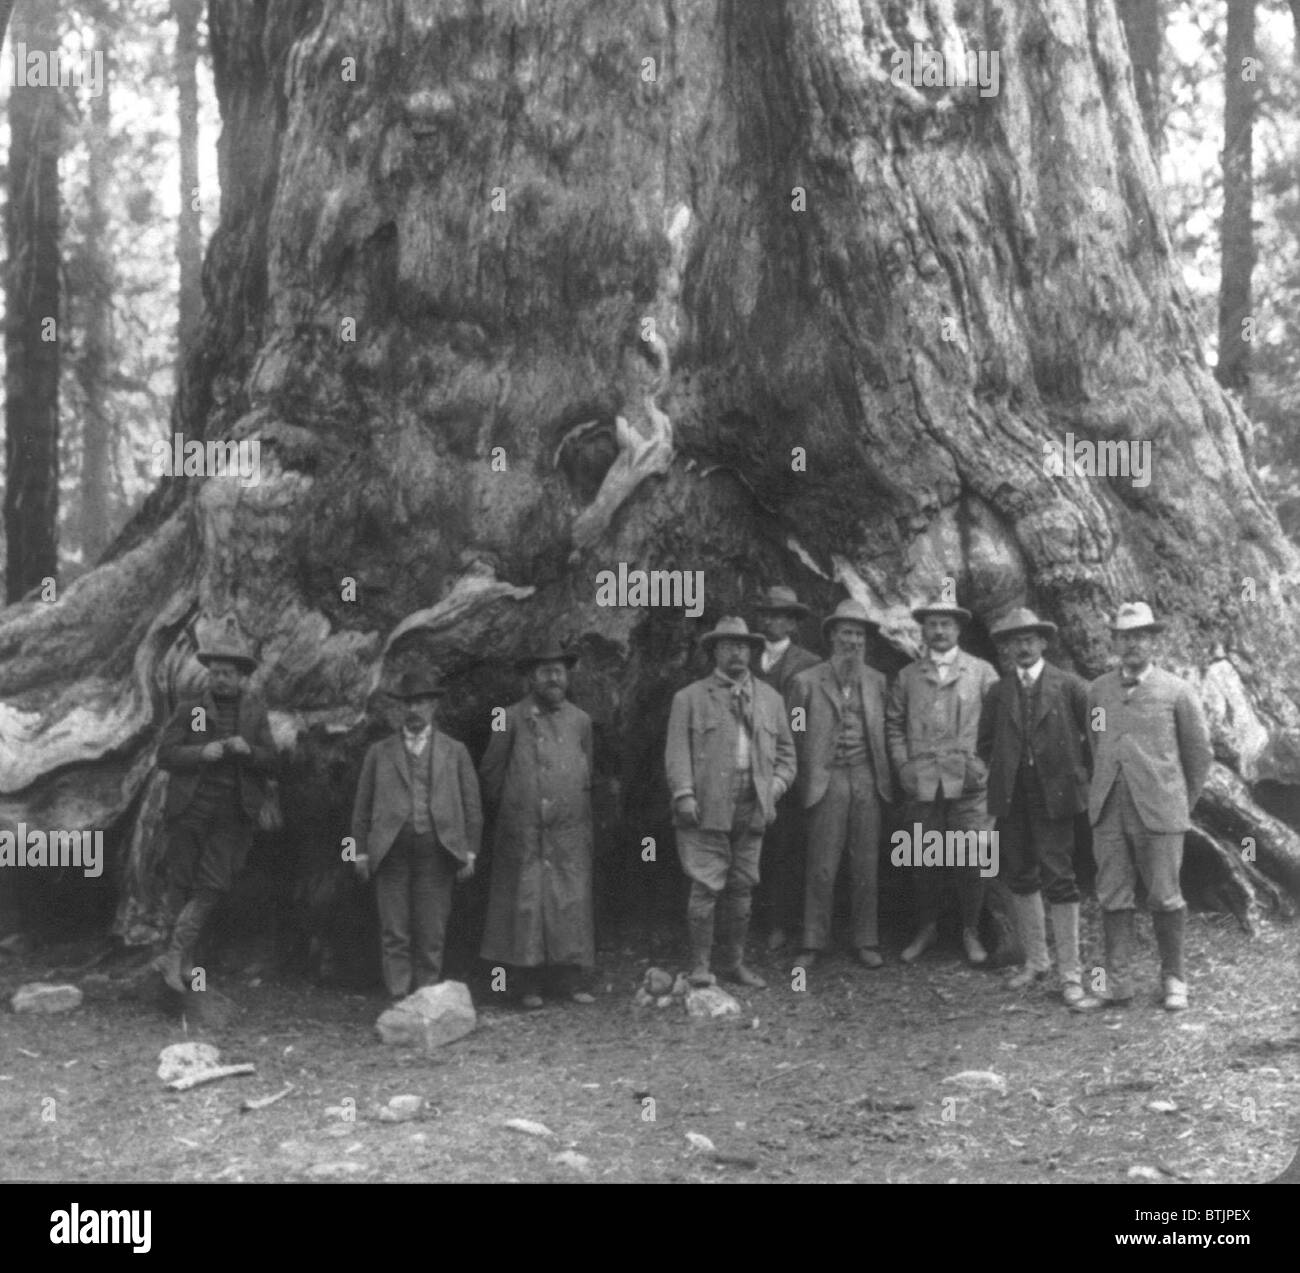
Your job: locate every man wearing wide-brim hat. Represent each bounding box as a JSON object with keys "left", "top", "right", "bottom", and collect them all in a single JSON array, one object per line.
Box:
[
  {"left": 154, "top": 615, "right": 278, "bottom": 993},
  {"left": 665, "top": 617, "right": 797, "bottom": 989},
  {"left": 752, "top": 586, "right": 821, "bottom": 952},
  {"left": 976, "top": 608, "right": 1091, "bottom": 1004},
  {"left": 350, "top": 668, "right": 483, "bottom": 999},
  {"left": 479, "top": 641, "right": 597, "bottom": 1010},
  {"left": 1073, "top": 602, "right": 1212, "bottom": 1013},
  {"left": 786, "top": 599, "right": 896, "bottom": 971},
  {"left": 885, "top": 591, "right": 1000, "bottom": 965}
]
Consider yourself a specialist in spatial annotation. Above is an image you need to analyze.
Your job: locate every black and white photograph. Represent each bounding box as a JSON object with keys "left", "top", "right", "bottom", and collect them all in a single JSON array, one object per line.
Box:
[{"left": 0, "top": 0, "right": 1296, "bottom": 1217}]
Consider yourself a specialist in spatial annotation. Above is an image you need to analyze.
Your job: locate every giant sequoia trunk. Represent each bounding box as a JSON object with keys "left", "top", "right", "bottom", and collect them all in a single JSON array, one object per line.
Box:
[{"left": 2, "top": 0, "right": 1299, "bottom": 965}]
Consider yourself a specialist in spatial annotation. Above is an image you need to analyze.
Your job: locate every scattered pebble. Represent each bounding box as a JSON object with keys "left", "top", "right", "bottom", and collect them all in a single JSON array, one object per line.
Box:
[{"left": 504, "top": 1118, "right": 553, "bottom": 1138}]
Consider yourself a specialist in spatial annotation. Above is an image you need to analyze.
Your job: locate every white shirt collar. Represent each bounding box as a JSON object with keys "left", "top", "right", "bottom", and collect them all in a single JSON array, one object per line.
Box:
[
  {"left": 929, "top": 646, "right": 959, "bottom": 667},
  {"left": 402, "top": 724, "right": 432, "bottom": 756},
  {"left": 1121, "top": 663, "right": 1153, "bottom": 685},
  {"left": 762, "top": 638, "right": 790, "bottom": 672},
  {"left": 1018, "top": 658, "right": 1045, "bottom": 686}
]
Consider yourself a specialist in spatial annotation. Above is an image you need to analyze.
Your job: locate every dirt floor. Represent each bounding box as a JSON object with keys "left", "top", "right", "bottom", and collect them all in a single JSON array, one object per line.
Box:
[{"left": 2, "top": 903, "right": 1297, "bottom": 1184}]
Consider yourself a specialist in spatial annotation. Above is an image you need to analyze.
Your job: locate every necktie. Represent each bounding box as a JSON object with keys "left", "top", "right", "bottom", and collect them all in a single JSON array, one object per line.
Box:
[{"left": 731, "top": 679, "right": 753, "bottom": 730}]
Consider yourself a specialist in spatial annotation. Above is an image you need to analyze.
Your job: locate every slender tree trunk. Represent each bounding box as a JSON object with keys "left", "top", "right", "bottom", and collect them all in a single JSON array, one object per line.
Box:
[
  {"left": 1217, "top": 0, "right": 1255, "bottom": 393},
  {"left": 1117, "top": 0, "right": 1162, "bottom": 154},
  {"left": 4, "top": 0, "right": 62, "bottom": 602},
  {"left": 78, "top": 33, "right": 114, "bottom": 564},
  {"left": 173, "top": 0, "right": 203, "bottom": 366}
]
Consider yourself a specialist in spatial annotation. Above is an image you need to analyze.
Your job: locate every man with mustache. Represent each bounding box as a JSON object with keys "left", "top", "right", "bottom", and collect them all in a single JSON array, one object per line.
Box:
[
  {"left": 977, "top": 608, "right": 1091, "bottom": 1004},
  {"left": 787, "top": 600, "right": 895, "bottom": 971},
  {"left": 479, "top": 643, "right": 597, "bottom": 1010},
  {"left": 886, "top": 593, "right": 1000, "bottom": 965},
  {"left": 350, "top": 670, "right": 482, "bottom": 999},
  {"left": 666, "top": 617, "right": 797, "bottom": 989},
  {"left": 1073, "top": 603, "right": 1212, "bottom": 1013}
]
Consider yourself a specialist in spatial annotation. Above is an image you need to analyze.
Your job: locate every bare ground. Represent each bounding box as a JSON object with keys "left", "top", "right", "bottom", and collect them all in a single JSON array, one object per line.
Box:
[{"left": 2, "top": 904, "right": 1297, "bottom": 1184}]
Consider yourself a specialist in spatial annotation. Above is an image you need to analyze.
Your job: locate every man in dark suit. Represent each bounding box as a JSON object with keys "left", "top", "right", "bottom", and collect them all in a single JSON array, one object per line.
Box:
[
  {"left": 155, "top": 616, "right": 277, "bottom": 992},
  {"left": 787, "top": 600, "right": 895, "bottom": 970},
  {"left": 753, "top": 586, "right": 820, "bottom": 951},
  {"left": 665, "top": 617, "right": 797, "bottom": 989},
  {"left": 350, "top": 670, "right": 483, "bottom": 998},
  {"left": 1075, "top": 603, "right": 1212, "bottom": 1013},
  {"left": 977, "top": 608, "right": 1091, "bottom": 1005}
]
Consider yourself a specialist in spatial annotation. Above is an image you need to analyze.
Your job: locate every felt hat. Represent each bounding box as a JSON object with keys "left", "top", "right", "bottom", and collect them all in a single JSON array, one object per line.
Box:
[
  {"left": 754, "top": 585, "right": 811, "bottom": 618},
  {"left": 516, "top": 641, "right": 579, "bottom": 672},
  {"left": 990, "top": 607, "right": 1058, "bottom": 641},
  {"left": 821, "top": 599, "right": 881, "bottom": 640},
  {"left": 195, "top": 613, "right": 258, "bottom": 672},
  {"left": 1110, "top": 601, "right": 1164, "bottom": 634},
  {"left": 699, "top": 616, "right": 765, "bottom": 653},
  {"left": 392, "top": 669, "right": 445, "bottom": 699},
  {"left": 911, "top": 594, "right": 973, "bottom": 625}
]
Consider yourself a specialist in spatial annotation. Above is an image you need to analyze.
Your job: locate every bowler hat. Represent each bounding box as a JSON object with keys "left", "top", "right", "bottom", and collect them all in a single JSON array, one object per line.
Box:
[
  {"left": 990, "top": 607, "right": 1058, "bottom": 641},
  {"left": 195, "top": 613, "right": 258, "bottom": 673},
  {"left": 699, "top": 616, "right": 765, "bottom": 653},
  {"left": 393, "top": 669, "right": 445, "bottom": 699},
  {"left": 754, "top": 585, "right": 810, "bottom": 618},
  {"left": 1110, "top": 601, "right": 1164, "bottom": 634},
  {"left": 516, "top": 641, "right": 579, "bottom": 672},
  {"left": 911, "top": 594, "right": 973, "bottom": 625},
  {"left": 821, "top": 599, "right": 881, "bottom": 640}
]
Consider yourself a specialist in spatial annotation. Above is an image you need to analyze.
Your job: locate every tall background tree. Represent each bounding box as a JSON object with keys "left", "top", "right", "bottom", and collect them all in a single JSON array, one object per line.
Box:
[
  {"left": 172, "top": 0, "right": 201, "bottom": 365},
  {"left": 1217, "top": 0, "right": 1256, "bottom": 392},
  {"left": 4, "top": 0, "right": 63, "bottom": 601},
  {"left": 1, "top": 0, "right": 1299, "bottom": 955}
]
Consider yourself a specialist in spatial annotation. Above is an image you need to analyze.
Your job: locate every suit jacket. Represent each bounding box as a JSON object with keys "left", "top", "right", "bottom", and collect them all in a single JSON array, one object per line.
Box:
[
  {"left": 664, "top": 673, "right": 797, "bottom": 832},
  {"left": 977, "top": 664, "right": 1091, "bottom": 820},
  {"left": 1087, "top": 666, "right": 1212, "bottom": 832},
  {"left": 157, "top": 691, "right": 277, "bottom": 823},
  {"left": 758, "top": 641, "right": 820, "bottom": 700},
  {"left": 350, "top": 731, "right": 484, "bottom": 869},
  {"left": 885, "top": 649, "right": 1000, "bottom": 802},
  {"left": 786, "top": 660, "right": 896, "bottom": 808}
]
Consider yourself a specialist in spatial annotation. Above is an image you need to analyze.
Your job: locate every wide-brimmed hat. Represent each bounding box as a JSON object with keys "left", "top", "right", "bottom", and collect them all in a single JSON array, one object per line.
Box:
[
  {"left": 911, "top": 594, "right": 973, "bottom": 625},
  {"left": 1110, "top": 601, "right": 1164, "bottom": 634},
  {"left": 990, "top": 607, "right": 1058, "bottom": 641},
  {"left": 821, "top": 599, "right": 881, "bottom": 639},
  {"left": 699, "top": 616, "right": 765, "bottom": 653},
  {"left": 516, "top": 641, "right": 579, "bottom": 672},
  {"left": 754, "top": 585, "right": 810, "bottom": 618},
  {"left": 392, "top": 669, "right": 445, "bottom": 699},
  {"left": 195, "top": 613, "right": 258, "bottom": 672}
]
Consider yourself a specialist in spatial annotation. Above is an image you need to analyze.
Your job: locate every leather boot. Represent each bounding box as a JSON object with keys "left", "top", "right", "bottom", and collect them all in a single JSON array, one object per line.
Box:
[
  {"left": 169, "top": 895, "right": 215, "bottom": 991},
  {"left": 1050, "top": 901, "right": 1084, "bottom": 1004},
  {"left": 1006, "top": 891, "right": 1050, "bottom": 987},
  {"left": 1152, "top": 907, "right": 1188, "bottom": 1010},
  {"left": 901, "top": 921, "right": 938, "bottom": 964},
  {"left": 717, "top": 884, "right": 765, "bottom": 988},
  {"left": 1071, "top": 908, "right": 1135, "bottom": 1011},
  {"left": 686, "top": 886, "right": 716, "bottom": 986}
]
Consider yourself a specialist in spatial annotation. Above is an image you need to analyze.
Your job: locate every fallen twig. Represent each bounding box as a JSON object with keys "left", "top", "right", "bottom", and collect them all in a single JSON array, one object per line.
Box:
[
  {"left": 167, "top": 1063, "right": 256, "bottom": 1092},
  {"left": 240, "top": 1083, "right": 294, "bottom": 1112},
  {"left": 757, "top": 1059, "right": 820, "bottom": 1085}
]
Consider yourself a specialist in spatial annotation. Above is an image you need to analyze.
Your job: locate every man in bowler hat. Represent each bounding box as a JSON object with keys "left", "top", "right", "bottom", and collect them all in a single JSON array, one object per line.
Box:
[{"left": 350, "top": 670, "right": 482, "bottom": 998}]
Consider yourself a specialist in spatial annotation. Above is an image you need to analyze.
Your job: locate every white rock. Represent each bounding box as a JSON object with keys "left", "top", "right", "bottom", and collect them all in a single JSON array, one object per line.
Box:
[
  {"left": 1146, "top": 1100, "right": 1178, "bottom": 1114},
  {"left": 941, "top": 1070, "right": 1008, "bottom": 1094},
  {"left": 645, "top": 967, "right": 674, "bottom": 996},
  {"left": 376, "top": 981, "right": 475, "bottom": 1048},
  {"left": 378, "top": 1094, "right": 423, "bottom": 1122},
  {"left": 157, "top": 1042, "right": 221, "bottom": 1082},
  {"left": 685, "top": 1131, "right": 716, "bottom": 1153},
  {"left": 685, "top": 985, "right": 741, "bottom": 1018},
  {"left": 655, "top": 995, "right": 674, "bottom": 1009},
  {"left": 307, "top": 1161, "right": 366, "bottom": 1178},
  {"left": 632, "top": 986, "right": 655, "bottom": 1007},
  {"left": 11, "top": 983, "right": 83, "bottom": 1014},
  {"left": 1127, "top": 1165, "right": 1163, "bottom": 1181},
  {"left": 671, "top": 974, "right": 690, "bottom": 997},
  {"left": 551, "top": 1150, "right": 591, "bottom": 1174},
  {"left": 504, "top": 1118, "right": 553, "bottom": 1138}
]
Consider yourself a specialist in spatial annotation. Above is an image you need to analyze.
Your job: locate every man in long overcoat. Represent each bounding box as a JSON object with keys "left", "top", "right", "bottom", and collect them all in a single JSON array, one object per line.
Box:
[{"left": 479, "top": 643, "right": 596, "bottom": 1009}]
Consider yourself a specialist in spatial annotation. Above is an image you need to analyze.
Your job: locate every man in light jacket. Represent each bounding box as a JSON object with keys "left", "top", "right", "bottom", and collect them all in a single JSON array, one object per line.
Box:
[
  {"left": 665, "top": 617, "right": 797, "bottom": 989},
  {"left": 1074, "top": 603, "right": 1212, "bottom": 1013}
]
